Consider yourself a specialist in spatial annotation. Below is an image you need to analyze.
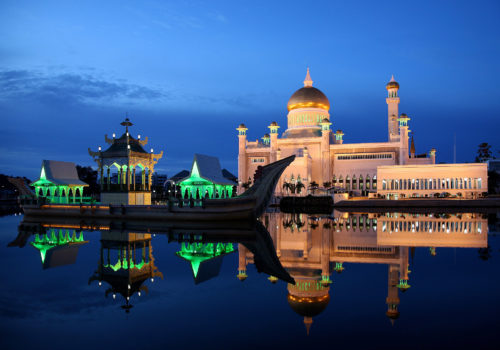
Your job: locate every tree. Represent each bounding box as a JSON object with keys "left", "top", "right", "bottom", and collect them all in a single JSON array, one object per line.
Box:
[
  {"left": 76, "top": 165, "right": 99, "bottom": 195},
  {"left": 323, "top": 181, "right": 331, "bottom": 189},
  {"left": 475, "top": 143, "right": 494, "bottom": 163},
  {"left": 309, "top": 181, "right": 319, "bottom": 194},
  {"left": 296, "top": 182, "right": 305, "bottom": 194},
  {"left": 282, "top": 181, "right": 290, "bottom": 194}
]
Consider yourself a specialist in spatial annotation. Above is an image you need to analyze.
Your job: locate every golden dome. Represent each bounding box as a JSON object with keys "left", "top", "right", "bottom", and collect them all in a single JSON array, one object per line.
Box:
[
  {"left": 386, "top": 75, "right": 399, "bottom": 90},
  {"left": 287, "top": 293, "right": 330, "bottom": 317},
  {"left": 287, "top": 87, "right": 330, "bottom": 111}
]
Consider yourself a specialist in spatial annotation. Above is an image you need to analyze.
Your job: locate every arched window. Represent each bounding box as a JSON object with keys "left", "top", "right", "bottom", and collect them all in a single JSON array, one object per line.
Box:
[
  {"left": 366, "top": 175, "right": 371, "bottom": 190},
  {"left": 359, "top": 175, "right": 364, "bottom": 190}
]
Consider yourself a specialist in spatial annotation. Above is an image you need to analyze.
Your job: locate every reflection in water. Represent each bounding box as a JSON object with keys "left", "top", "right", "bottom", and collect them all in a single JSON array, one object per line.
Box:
[
  {"left": 11, "top": 210, "right": 490, "bottom": 331},
  {"left": 177, "top": 242, "right": 235, "bottom": 284},
  {"left": 238, "top": 211, "right": 488, "bottom": 333},
  {"left": 30, "top": 228, "right": 88, "bottom": 269},
  {"left": 88, "top": 231, "right": 164, "bottom": 312}
]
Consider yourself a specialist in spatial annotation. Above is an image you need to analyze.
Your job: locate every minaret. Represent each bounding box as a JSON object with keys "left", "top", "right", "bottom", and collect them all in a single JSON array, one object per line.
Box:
[
  {"left": 320, "top": 118, "right": 332, "bottom": 186},
  {"left": 386, "top": 75, "right": 400, "bottom": 142},
  {"left": 268, "top": 121, "right": 280, "bottom": 162},
  {"left": 398, "top": 114, "right": 410, "bottom": 165},
  {"left": 429, "top": 148, "right": 436, "bottom": 164},
  {"left": 386, "top": 265, "right": 400, "bottom": 325},
  {"left": 236, "top": 124, "right": 248, "bottom": 194},
  {"left": 334, "top": 130, "right": 344, "bottom": 144},
  {"left": 237, "top": 243, "right": 248, "bottom": 281}
]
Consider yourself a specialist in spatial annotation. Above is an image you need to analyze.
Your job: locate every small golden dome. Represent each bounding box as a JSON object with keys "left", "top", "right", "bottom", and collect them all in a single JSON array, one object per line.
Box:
[{"left": 386, "top": 75, "right": 399, "bottom": 90}]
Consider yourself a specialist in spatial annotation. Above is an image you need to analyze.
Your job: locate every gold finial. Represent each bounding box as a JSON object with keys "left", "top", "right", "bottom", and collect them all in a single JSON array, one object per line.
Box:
[{"left": 304, "top": 67, "right": 313, "bottom": 87}]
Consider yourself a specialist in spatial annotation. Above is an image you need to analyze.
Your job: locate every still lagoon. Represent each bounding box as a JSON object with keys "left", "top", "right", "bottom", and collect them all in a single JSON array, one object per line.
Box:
[{"left": 1, "top": 210, "right": 500, "bottom": 349}]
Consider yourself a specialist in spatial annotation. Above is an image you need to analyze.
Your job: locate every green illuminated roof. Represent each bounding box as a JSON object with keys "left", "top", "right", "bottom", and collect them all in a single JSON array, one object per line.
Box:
[
  {"left": 176, "top": 242, "right": 235, "bottom": 282},
  {"left": 31, "top": 160, "right": 88, "bottom": 186},
  {"left": 30, "top": 231, "right": 87, "bottom": 268},
  {"left": 179, "top": 154, "right": 235, "bottom": 186}
]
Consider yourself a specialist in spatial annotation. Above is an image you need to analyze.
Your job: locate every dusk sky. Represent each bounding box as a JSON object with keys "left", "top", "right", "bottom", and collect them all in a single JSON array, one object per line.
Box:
[{"left": 1, "top": 0, "right": 499, "bottom": 180}]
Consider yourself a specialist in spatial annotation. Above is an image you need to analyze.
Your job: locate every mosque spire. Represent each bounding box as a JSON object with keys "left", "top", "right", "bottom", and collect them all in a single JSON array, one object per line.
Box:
[
  {"left": 304, "top": 67, "right": 313, "bottom": 87},
  {"left": 304, "top": 316, "right": 313, "bottom": 335},
  {"left": 390, "top": 74, "right": 396, "bottom": 82}
]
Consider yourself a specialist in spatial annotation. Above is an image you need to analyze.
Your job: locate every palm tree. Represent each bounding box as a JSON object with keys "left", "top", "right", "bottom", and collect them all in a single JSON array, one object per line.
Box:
[
  {"left": 282, "top": 181, "right": 291, "bottom": 195},
  {"left": 296, "top": 182, "right": 305, "bottom": 194},
  {"left": 309, "top": 181, "right": 319, "bottom": 194}
]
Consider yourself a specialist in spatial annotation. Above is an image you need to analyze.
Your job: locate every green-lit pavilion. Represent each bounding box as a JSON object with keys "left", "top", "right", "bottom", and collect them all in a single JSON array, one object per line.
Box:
[
  {"left": 30, "top": 160, "right": 88, "bottom": 203},
  {"left": 178, "top": 154, "right": 236, "bottom": 199},
  {"left": 30, "top": 228, "right": 88, "bottom": 268}
]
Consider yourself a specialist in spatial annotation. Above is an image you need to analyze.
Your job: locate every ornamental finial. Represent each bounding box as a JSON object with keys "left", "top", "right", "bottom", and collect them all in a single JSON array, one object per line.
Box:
[
  {"left": 121, "top": 117, "right": 133, "bottom": 132},
  {"left": 304, "top": 67, "right": 313, "bottom": 87}
]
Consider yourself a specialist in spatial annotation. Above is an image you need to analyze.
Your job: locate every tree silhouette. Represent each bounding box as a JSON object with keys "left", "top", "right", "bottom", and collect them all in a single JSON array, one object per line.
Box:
[{"left": 475, "top": 143, "right": 494, "bottom": 163}]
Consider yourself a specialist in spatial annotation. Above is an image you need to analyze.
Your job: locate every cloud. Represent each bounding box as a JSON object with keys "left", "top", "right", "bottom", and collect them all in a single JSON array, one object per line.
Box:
[{"left": 0, "top": 69, "right": 166, "bottom": 106}]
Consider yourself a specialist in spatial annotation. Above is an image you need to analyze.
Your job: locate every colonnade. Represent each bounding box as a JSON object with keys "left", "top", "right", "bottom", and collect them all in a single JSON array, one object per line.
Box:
[
  {"left": 100, "top": 165, "right": 153, "bottom": 192},
  {"left": 34, "top": 185, "right": 86, "bottom": 203},
  {"left": 382, "top": 177, "right": 483, "bottom": 191},
  {"left": 382, "top": 219, "right": 483, "bottom": 234},
  {"left": 180, "top": 184, "right": 234, "bottom": 200},
  {"left": 332, "top": 174, "right": 377, "bottom": 191}
]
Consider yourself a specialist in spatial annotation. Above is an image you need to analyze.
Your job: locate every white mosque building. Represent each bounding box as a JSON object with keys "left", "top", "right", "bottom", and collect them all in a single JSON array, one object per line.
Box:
[{"left": 237, "top": 69, "right": 487, "bottom": 198}]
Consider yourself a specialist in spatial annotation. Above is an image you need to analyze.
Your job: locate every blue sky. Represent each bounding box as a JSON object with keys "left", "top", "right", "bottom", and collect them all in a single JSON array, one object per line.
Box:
[{"left": 1, "top": 0, "right": 499, "bottom": 179}]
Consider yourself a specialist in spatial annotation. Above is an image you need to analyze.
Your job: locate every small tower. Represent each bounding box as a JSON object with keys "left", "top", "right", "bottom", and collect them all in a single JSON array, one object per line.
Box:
[
  {"left": 237, "top": 243, "right": 248, "bottom": 281},
  {"left": 386, "top": 265, "right": 400, "bottom": 325},
  {"left": 398, "top": 113, "right": 410, "bottom": 165},
  {"left": 334, "top": 130, "right": 344, "bottom": 144},
  {"left": 236, "top": 124, "right": 248, "bottom": 194},
  {"left": 386, "top": 75, "right": 400, "bottom": 142},
  {"left": 320, "top": 118, "right": 332, "bottom": 185},
  {"left": 268, "top": 121, "right": 280, "bottom": 162},
  {"left": 429, "top": 148, "right": 437, "bottom": 164}
]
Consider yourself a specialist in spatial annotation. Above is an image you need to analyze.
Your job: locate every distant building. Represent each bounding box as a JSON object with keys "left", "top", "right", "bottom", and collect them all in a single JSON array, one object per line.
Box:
[
  {"left": 152, "top": 173, "right": 168, "bottom": 187},
  {"left": 488, "top": 159, "right": 500, "bottom": 174}
]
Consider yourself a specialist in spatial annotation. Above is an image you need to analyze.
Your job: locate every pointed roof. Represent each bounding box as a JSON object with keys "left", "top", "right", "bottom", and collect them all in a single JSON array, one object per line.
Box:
[
  {"left": 304, "top": 67, "right": 313, "bottom": 87},
  {"left": 32, "top": 160, "right": 87, "bottom": 186},
  {"left": 410, "top": 135, "right": 416, "bottom": 155},
  {"left": 180, "top": 154, "right": 234, "bottom": 185}
]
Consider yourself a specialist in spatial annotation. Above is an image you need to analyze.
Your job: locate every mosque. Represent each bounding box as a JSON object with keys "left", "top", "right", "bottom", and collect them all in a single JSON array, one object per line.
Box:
[{"left": 237, "top": 69, "right": 436, "bottom": 196}]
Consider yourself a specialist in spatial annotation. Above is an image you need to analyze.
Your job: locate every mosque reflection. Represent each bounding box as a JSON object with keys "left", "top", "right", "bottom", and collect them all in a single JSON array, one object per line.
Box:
[
  {"left": 239, "top": 211, "right": 488, "bottom": 332},
  {"left": 12, "top": 210, "right": 489, "bottom": 327}
]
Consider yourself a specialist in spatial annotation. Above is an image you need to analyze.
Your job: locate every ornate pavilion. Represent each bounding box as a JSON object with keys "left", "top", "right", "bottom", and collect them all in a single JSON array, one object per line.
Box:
[
  {"left": 178, "top": 154, "right": 236, "bottom": 199},
  {"left": 88, "top": 118, "right": 163, "bottom": 205},
  {"left": 30, "top": 160, "right": 88, "bottom": 203}
]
